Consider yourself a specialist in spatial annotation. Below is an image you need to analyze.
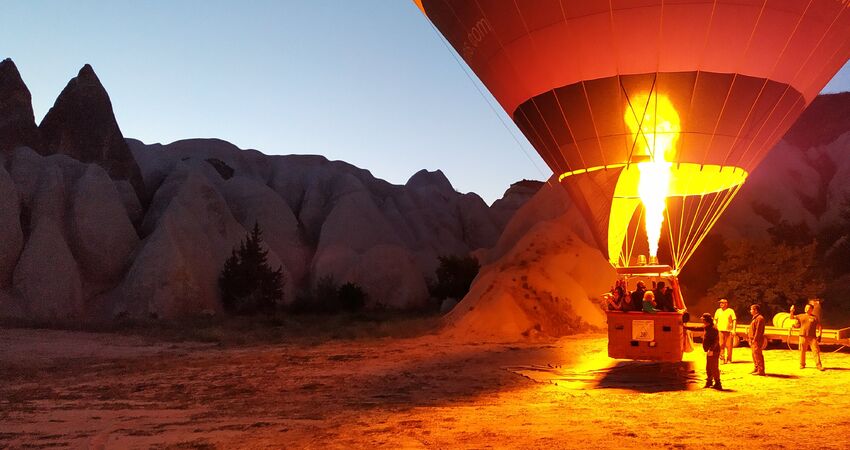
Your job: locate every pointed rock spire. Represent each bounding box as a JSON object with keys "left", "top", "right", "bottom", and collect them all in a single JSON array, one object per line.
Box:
[
  {"left": 39, "top": 64, "right": 145, "bottom": 198},
  {"left": 0, "top": 58, "right": 43, "bottom": 153}
]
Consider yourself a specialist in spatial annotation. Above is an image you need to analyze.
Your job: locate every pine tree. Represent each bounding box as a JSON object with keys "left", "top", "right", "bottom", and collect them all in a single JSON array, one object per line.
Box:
[{"left": 219, "top": 222, "right": 284, "bottom": 314}]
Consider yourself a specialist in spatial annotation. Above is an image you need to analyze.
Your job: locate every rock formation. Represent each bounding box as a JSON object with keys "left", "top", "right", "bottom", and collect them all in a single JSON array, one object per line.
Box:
[
  {"left": 445, "top": 181, "right": 614, "bottom": 341},
  {"left": 0, "top": 58, "right": 42, "bottom": 153},
  {"left": 128, "top": 139, "right": 514, "bottom": 313},
  {"left": 0, "top": 59, "right": 535, "bottom": 323},
  {"left": 3, "top": 56, "right": 843, "bottom": 330},
  {"left": 716, "top": 92, "right": 850, "bottom": 237},
  {"left": 38, "top": 64, "right": 145, "bottom": 200},
  {"left": 0, "top": 166, "right": 23, "bottom": 287}
]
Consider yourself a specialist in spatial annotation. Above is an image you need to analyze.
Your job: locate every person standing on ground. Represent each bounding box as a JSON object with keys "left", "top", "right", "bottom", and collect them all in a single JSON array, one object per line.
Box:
[
  {"left": 714, "top": 298, "right": 737, "bottom": 364},
  {"left": 686, "top": 313, "right": 722, "bottom": 390},
  {"left": 790, "top": 303, "right": 824, "bottom": 371},
  {"left": 748, "top": 304, "right": 766, "bottom": 376}
]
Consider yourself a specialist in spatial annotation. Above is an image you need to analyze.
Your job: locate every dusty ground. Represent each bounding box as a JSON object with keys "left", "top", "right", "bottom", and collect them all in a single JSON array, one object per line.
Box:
[{"left": 1, "top": 324, "right": 849, "bottom": 449}]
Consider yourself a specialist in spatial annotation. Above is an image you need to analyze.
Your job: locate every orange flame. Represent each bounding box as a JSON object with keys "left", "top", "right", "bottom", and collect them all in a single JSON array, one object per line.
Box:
[{"left": 624, "top": 93, "right": 680, "bottom": 259}]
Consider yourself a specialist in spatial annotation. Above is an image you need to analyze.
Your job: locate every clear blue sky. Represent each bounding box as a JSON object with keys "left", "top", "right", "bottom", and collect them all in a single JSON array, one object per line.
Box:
[{"left": 2, "top": 1, "right": 848, "bottom": 204}]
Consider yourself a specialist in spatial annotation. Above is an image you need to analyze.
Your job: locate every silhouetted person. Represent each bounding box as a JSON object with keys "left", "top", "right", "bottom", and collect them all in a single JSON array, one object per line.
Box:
[
  {"left": 654, "top": 281, "right": 675, "bottom": 312},
  {"left": 790, "top": 302, "right": 824, "bottom": 371},
  {"left": 748, "top": 304, "right": 766, "bottom": 376},
  {"left": 630, "top": 281, "right": 647, "bottom": 311},
  {"left": 714, "top": 298, "right": 737, "bottom": 363},
  {"left": 606, "top": 280, "right": 628, "bottom": 311},
  {"left": 686, "top": 313, "right": 722, "bottom": 389}
]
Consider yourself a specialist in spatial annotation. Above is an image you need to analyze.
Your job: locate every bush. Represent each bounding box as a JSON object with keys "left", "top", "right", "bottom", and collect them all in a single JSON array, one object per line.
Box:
[
  {"left": 428, "top": 255, "right": 480, "bottom": 301},
  {"left": 219, "top": 222, "right": 284, "bottom": 315},
  {"left": 707, "top": 238, "right": 824, "bottom": 320},
  {"left": 338, "top": 282, "right": 367, "bottom": 312},
  {"left": 290, "top": 275, "right": 367, "bottom": 314}
]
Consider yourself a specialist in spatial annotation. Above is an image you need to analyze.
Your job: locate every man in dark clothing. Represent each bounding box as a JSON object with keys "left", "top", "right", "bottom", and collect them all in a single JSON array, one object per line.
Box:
[
  {"left": 630, "top": 281, "right": 647, "bottom": 312},
  {"left": 686, "top": 313, "right": 722, "bottom": 389},
  {"left": 790, "top": 303, "right": 824, "bottom": 371},
  {"left": 748, "top": 304, "right": 766, "bottom": 376},
  {"left": 654, "top": 281, "right": 675, "bottom": 312}
]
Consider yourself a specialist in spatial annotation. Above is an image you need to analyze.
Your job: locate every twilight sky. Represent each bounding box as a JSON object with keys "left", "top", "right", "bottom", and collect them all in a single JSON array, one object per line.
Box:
[{"left": 2, "top": 1, "right": 849, "bottom": 204}]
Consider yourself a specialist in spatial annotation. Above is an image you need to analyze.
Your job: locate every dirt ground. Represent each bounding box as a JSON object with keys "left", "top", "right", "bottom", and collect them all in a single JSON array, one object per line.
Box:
[{"left": 1, "top": 325, "right": 849, "bottom": 449}]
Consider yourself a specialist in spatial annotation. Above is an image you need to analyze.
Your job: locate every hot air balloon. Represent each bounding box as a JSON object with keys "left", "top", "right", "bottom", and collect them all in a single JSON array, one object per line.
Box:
[
  {"left": 415, "top": 0, "right": 849, "bottom": 269},
  {"left": 415, "top": 0, "right": 850, "bottom": 360}
]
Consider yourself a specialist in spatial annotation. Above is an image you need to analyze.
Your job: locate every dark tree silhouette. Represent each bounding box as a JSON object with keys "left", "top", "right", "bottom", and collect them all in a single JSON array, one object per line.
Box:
[
  {"left": 707, "top": 239, "right": 824, "bottom": 320},
  {"left": 338, "top": 282, "right": 367, "bottom": 312},
  {"left": 219, "top": 222, "right": 284, "bottom": 314},
  {"left": 428, "top": 255, "right": 480, "bottom": 301}
]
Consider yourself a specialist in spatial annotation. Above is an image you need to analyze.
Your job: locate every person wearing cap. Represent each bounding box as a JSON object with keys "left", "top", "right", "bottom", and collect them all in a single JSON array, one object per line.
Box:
[
  {"left": 748, "top": 304, "right": 766, "bottom": 376},
  {"left": 714, "top": 298, "right": 737, "bottom": 364},
  {"left": 685, "top": 313, "right": 723, "bottom": 389},
  {"left": 790, "top": 302, "right": 824, "bottom": 371}
]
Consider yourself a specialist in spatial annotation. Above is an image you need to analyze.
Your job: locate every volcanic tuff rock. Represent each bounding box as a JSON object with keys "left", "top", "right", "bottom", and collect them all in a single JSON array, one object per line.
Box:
[
  {"left": 69, "top": 165, "right": 139, "bottom": 284},
  {"left": 0, "top": 166, "right": 23, "bottom": 287},
  {"left": 0, "top": 58, "right": 42, "bottom": 153},
  {"left": 119, "top": 168, "right": 248, "bottom": 319},
  {"left": 447, "top": 181, "right": 613, "bottom": 341},
  {"left": 715, "top": 93, "right": 850, "bottom": 238},
  {"left": 0, "top": 58, "right": 565, "bottom": 323},
  {"left": 0, "top": 146, "right": 139, "bottom": 323},
  {"left": 38, "top": 64, "right": 145, "bottom": 199},
  {"left": 127, "top": 139, "right": 513, "bottom": 312},
  {"left": 489, "top": 179, "right": 544, "bottom": 230}
]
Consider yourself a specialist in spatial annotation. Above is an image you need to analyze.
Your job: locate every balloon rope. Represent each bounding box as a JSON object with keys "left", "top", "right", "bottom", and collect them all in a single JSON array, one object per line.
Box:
[
  {"left": 579, "top": 80, "right": 608, "bottom": 168},
  {"left": 723, "top": 0, "right": 828, "bottom": 170},
  {"left": 738, "top": 4, "right": 849, "bottom": 171},
  {"left": 678, "top": 182, "right": 744, "bottom": 269},
  {"left": 511, "top": 0, "right": 580, "bottom": 174},
  {"left": 707, "top": 0, "right": 768, "bottom": 166},
  {"left": 678, "top": 183, "right": 729, "bottom": 268},
  {"left": 550, "top": 90, "right": 587, "bottom": 170},
  {"left": 514, "top": 107, "right": 565, "bottom": 176},
  {"left": 421, "top": 14, "right": 550, "bottom": 181}
]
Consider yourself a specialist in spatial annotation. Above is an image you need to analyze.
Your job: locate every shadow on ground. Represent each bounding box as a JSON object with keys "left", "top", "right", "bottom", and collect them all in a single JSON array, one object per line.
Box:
[{"left": 594, "top": 361, "right": 698, "bottom": 392}]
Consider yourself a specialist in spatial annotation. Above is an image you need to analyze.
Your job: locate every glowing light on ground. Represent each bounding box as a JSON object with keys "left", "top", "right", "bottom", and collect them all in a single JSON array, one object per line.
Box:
[{"left": 625, "top": 93, "right": 680, "bottom": 259}]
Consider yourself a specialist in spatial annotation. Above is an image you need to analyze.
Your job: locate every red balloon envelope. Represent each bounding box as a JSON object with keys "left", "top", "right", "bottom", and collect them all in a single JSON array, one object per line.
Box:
[{"left": 415, "top": 0, "right": 850, "bottom": 271}]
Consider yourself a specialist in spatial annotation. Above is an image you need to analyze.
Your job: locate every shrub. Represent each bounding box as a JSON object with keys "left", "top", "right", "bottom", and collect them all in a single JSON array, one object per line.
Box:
[
  {"left": 290, "top": 276, "right": 367, "bottom": 314},
  {"left": 219, "top": 222, "right": 284, "bottom": 315},
  {"left": 707, "top": 238, "right": 824, "bottom": 320},
  {"left": 338, "top": 282, "right": 367, "bottom": 312},
  {"left": 428, "top": 255, "right": 480, "bottom": 301}
]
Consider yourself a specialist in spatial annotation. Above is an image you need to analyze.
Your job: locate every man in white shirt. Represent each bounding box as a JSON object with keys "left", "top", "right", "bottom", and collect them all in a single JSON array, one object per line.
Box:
[{"left": 714, "top": 298, "right": 737, "bottom": 364}]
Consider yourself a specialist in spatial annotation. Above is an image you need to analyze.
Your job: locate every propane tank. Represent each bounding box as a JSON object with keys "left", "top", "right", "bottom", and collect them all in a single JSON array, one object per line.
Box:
[{"left": 773, "top": 312, "right": 793, "bottom": 328}]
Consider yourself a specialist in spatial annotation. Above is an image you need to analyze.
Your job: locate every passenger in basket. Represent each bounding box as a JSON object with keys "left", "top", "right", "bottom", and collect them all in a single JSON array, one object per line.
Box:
[
  {"left": 630, "top": 281, "right": 647, "bottom": 311},
  {"left": 685, "top": 313, "right": 722, "bottom": 389},
  {"left": 748, "top": 304, "right": 766, "bottom": 376},
  {"left": 606, "top": 280, "right": 628, "bottom": 311},
  {"left": 605, "top": 288, "right": 624, "bottom": 311},
  {"left": 714, "top": 298, "right": 737, "bottom": 364},
  {"left": 642, "top": 291, "right": 659, "bottom": 313},
  {"left": 654, "top": 281, "right": 675, "bottom": 312}
]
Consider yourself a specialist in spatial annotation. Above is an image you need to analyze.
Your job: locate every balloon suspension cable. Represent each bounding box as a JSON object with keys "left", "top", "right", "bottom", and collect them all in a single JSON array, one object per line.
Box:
[{"left": 422, "top": 17, "right": 550, "bottom": 184}]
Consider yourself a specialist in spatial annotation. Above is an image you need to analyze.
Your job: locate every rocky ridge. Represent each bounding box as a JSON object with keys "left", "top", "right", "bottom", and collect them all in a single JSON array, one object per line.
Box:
[{"left": 0, "top": 59, "right": 534, "bottom": 324}]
